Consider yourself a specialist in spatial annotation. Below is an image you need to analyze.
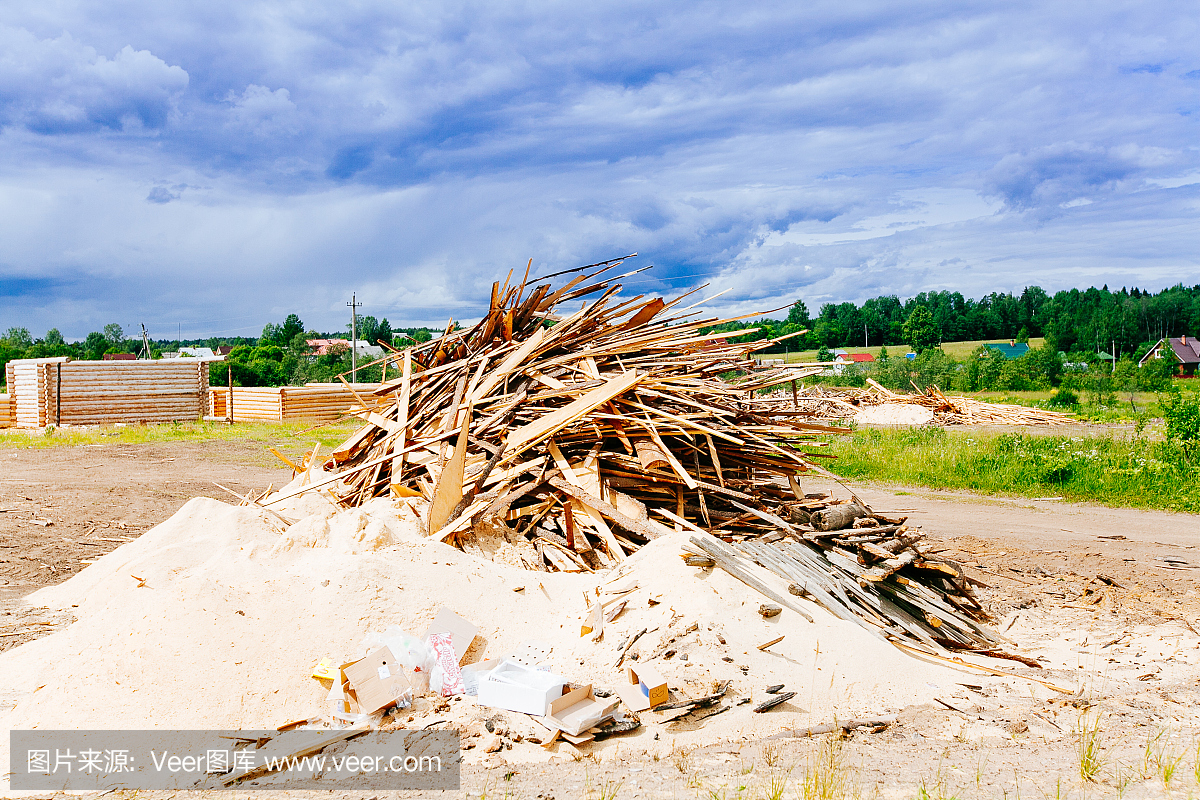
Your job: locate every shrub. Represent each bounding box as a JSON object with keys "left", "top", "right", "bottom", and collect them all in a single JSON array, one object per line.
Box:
[
  {"left": 1047, "top": 388, "right": 1079, "bottom": 407},
  {"left": 1160, "top": 391, "right": 1200, "bottom": 451}
]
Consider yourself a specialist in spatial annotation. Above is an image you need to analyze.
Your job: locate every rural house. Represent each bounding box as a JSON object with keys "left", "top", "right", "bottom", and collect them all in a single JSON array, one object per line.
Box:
[
  {"left": 831, "top": 352, "right": 874, "bottom": 375},
  {"left": 1139, "top": 335, "right": 1200, "bottom": 376}
]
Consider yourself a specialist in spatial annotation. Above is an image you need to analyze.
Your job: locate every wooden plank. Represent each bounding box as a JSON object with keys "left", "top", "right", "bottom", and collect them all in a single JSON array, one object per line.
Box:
[
  {"left": 503, "top": 370, "right": 644, "bottom": 458},
  {"left": 260, "top": 429, "right": 458, "bottom": 507},
  {"left": 547, "top": 474, "right": 661, "bottom": 540},
  {"left": 471, "top": 325, "right": 545, "bottom": 401},
  {"left": 684, "top": 530, "right": 814, "bottom": 623},
  {"left": 428, "top": 402, "right": 473, "bottom": 533},
  {"left": 222, "top": 724, "right": 371, "bottom": 785}
]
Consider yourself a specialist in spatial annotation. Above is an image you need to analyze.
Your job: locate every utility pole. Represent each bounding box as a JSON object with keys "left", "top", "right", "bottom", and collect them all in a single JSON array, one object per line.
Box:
[
  {"left": 138, "top": 324, "right": 152, "bottom": 360},
  {"left": 864, "top": 322, "right": 868, "bottom": 348},
  {"left": 347, "top": 293, "right": 362, "bottom": 383}
]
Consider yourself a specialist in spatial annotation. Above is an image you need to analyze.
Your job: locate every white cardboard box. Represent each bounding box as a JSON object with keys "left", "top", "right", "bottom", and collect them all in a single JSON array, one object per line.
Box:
[{"left": 476, "top": 658, "right": 567, "bottom": 716}]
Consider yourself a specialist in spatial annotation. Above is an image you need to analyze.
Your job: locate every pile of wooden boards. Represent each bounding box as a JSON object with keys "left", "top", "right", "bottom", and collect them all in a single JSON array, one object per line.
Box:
[
  {"left": 265, "top": 255, "right": 839, "bottom": 569},
  {"left": 208, "top": 383, "right": 382, "bottom": 423},
  {"left": 680, "top": 497, "right": 1000, "bottom": 652},
  {"left": 257, "top": 257, "right": 1007, "bottom": 655},
  {"left": 758, "top": 378, "right": 1078, "bottom": 425},
  {"left": 0, "top": 392, "right": 10, "bottom": 428},
  {"left": 864, "top": 380, "right": 1078, "bottom": 425},
  {"left": 4, "top": 357, "right": 214, "bottom": 427}
]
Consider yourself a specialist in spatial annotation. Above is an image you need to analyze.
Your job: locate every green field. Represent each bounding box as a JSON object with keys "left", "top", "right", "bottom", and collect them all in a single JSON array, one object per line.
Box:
[
  {"left": 754, "top": 337, "right": 1047, "bottom": 363},
  {"left": 820, "top": 426, "right": 1199, "bottom": 513}
]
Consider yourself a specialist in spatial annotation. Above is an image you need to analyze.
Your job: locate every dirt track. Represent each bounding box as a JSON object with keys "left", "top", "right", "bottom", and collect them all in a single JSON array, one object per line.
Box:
[
  {"left": 0, "top": 442, "right": 291, "bottom": 599},
  {"left": 3, "top": 440, "right": 1200, "bottom": 798}
]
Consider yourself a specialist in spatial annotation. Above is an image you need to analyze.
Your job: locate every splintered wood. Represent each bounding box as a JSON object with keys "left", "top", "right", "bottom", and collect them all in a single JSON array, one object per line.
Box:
[
  {"left": 285, "top": 255, "right": 998, "bottom": 653},
  {"left": 290, "top": 255, "right": 828, "bottom": 559},
  {"left": 684, "top": 497, "right": 998, "bottom": 651},
  {"left": 758, "top": 378, "right": 1078, "bottom": 426}
]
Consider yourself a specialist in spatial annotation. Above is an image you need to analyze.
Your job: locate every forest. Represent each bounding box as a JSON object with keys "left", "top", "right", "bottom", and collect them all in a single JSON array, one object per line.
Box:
[{"left": 714, "top": 282, "right": 1200, "bottom": 360}]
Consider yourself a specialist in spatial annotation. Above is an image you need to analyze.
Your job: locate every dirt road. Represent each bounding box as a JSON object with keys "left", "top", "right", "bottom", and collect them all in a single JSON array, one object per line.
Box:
[{"left": 0, "top": 442, "right": 291, "bottom": 606}]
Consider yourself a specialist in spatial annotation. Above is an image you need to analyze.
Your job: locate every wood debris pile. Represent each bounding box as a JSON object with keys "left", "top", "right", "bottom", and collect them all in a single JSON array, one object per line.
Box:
[
  {"left": 264, "top": 256, "right": 1000, "bottom": 653},
  {"left": 757, "top": 378, "right": 1078, "bottom": 425},
  {"left": 682, "top": 498, "right": 1001, "bottom": 652},
  {"left": 271, "top": 255, "right": 834, "bottom": 571}
]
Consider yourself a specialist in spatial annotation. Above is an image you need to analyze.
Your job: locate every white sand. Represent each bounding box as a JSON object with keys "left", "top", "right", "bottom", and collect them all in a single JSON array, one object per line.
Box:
[{"left": 2, "top": 488, "right": 1012, "bottom": 775}]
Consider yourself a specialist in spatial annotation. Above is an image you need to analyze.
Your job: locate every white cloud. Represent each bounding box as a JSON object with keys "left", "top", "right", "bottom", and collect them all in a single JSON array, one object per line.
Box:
[
  {"left": 225, "top": 84, "right": 297, "bottom": 136},
  {"left": 0, "top": 27, "right": 187, "bottom": 133}
]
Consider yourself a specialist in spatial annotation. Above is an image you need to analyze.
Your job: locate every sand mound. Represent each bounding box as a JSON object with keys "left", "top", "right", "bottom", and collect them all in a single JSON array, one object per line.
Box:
[
  {"left": 2, "top": 495, "right": 986, "bottom": 764},
  {"left": 855, "top": 404, "right": 935, "bottom": 426}
]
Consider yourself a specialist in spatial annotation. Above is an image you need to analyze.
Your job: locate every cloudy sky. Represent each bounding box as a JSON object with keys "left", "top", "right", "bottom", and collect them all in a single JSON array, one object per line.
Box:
[{"left": 0, "top": 1, "right": 1197, "bottom": 339}]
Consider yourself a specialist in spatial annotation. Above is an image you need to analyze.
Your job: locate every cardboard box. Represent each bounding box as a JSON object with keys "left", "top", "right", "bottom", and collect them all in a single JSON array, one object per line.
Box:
[
  {"left": 546, "top": 684, "right": 619, "bottom": 736},
  {"left": 343, "top": 646, "right": 413, "bottom": 714},
  {"left": 477, "top": 658, "right": 567, "bottom": 716},
  {"left": 615, "top": 663, "right": 668, "bottom": 711},
  {"left": 424, "top": 608, "right": 479, "bottom": 665}
]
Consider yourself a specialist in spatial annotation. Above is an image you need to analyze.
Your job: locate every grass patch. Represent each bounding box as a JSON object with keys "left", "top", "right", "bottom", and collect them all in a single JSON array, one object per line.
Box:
[
  {"left": 0, "top": 420, "right": 359, "bottom": 455},
  {"left": 822, "top": 427, "right": 1200, "bottom": 513}
]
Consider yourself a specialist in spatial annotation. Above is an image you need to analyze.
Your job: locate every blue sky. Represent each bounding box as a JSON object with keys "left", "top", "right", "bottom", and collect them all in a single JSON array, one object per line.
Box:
[{"left": 0, "top": 1, "right": 1197, "bottom": 339}]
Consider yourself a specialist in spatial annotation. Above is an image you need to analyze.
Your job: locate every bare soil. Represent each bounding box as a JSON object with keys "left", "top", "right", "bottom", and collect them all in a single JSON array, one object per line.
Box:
[
  {"left": 4, "top": 442, "right": 1200, "bottom": 798},
  {"left": 0, "top": 442, "right": 291, "bottom": 650}
]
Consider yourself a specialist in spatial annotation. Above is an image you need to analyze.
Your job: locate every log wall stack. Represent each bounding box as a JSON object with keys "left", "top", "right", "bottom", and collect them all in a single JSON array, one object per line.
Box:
[
  {"left": 0, "top": 392, "right": 11, "bottom": 428},
  {"left": 6, "top": 358, "right": 214, "bottom": 427},
  {"left": 208, "top": 383, "right": 381, "bottom": 422}
]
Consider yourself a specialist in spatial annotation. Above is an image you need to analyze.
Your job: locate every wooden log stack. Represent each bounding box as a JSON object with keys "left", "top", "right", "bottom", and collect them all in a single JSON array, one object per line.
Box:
[
  {"left": 5, "top": 357, "right": 215, "bottom": 427},
  {"left": 0, "top": 391, "right": 11, "bottom": 428},
  {"left": 208, "top": 383, "right": 382, "bottom": 423}
]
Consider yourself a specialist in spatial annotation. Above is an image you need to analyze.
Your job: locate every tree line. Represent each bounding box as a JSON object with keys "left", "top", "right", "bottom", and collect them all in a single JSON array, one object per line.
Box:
[
  {"left": 710, "top": 282, "right": 1200, "bottom": 359},
  {"left": 5, "top": 282, "right": 1198, "bottom": 389}
]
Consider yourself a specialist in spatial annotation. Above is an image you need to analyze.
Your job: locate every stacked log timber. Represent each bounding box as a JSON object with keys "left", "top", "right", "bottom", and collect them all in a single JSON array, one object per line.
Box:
[
  {"left": 262, "top": 256, "right": 997, "bottom": 653},
  {"left": 6, "top": 357, "right": 215, "bottom": 427},
  {"left": 0, "top": 392, "right": 11, "bottom": 428},
  {"left": 208, "top": 383, "right": 383, "bottom": 423},
  {"left": 8, "top": 359, "right": 58, "bottom": 427}
]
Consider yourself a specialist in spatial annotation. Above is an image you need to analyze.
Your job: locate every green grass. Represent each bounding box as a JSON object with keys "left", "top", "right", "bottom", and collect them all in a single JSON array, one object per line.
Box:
[
  {"left": 822, "top": 427, "right": 1200, "bottom": 513},
  {"left": 967, "top": 389, "right": 1160, "bottom": 423},
  {"left": 0, "top": 419, "right": 360, "bottom": 453},
  {"left": 754, "top": 338, "right": 1046, "bottom": 364}
]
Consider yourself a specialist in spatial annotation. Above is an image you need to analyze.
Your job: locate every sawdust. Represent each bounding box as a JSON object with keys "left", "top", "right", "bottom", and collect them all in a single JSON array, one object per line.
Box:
[{"left": 1, "top": 480, "right": 1025, "bottom": 773}]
